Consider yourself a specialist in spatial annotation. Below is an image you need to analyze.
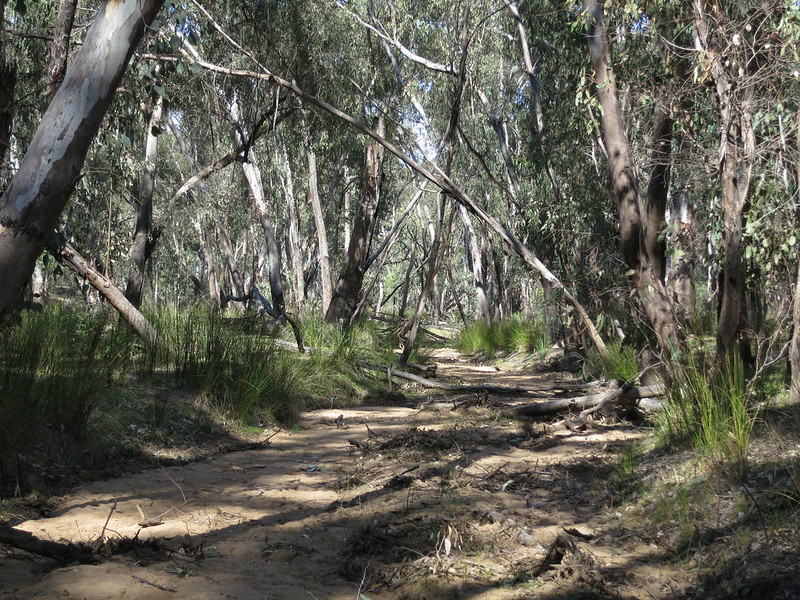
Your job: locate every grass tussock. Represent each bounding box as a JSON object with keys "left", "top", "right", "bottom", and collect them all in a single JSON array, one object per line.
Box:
[
  {"left": 659, "top": 352, "right": 757, "bottom": 481},
  {"left": 0, "top": 305, "right": 134, "bottom": 490},
  {"left": 583, "top": 340, "right": 639, "bottom": 383},
  {"left": 457, "top": 315, "right": 549, "bottom": 359}
]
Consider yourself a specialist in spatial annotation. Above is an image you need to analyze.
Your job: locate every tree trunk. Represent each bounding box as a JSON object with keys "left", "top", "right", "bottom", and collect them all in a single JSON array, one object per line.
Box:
[
  {"left": 788, "top": 110, "right": 800, "bottom": 404},
  {"left": 47, "top": 0, "right": 78, "bottom": 93},
  {"left": 508, "top": 0, "right": 564, "bottom": 201},
  {"left": 243, "top": 148, "right": 286, "bottom": 314},
  {"left": 584, "top": 0, "right": 682, "bottom": 356},
  {"left": 124, "top": 92, "right": 163, "bottom": 308},
  {"left": 459, "top": 205, "right": 490, "bottom": 323},
  {"left": 326, "top": 115, "right": 386, "bottom": 323},
  {"left": 0, "top": 0, "right": 165, "bottom": 320},
  {"left": 399, "top": 199, "right": 451, "bottom": 365},
  {"left": 400, "top": 5, "right": 471, "bottom": 364},
  {"left": 643, "top": 96, "right": 673, "bottom": 284},
  {"left": 276, "top": 137, "right": 305, "bottom": 311},
  {"left": 667, "top": 190, "right": 696, "bottom": 324},
  {"left": 217, "top": 219, "right": 246, "bottom": 312},
  {"left": 301, "top": 115, "right": 333, "bottom": 314},
  {"left": 0, "top": 0, "right": 15, "bottom": 168},
  {"left": 694, "top": 1, "right": 756, "bottom": 360},
  {"left": 197, "top": 221, "right": 221, "bottom": 309}
]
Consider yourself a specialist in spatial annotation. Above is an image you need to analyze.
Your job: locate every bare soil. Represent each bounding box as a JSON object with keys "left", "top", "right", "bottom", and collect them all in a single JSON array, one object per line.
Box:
[{"left": 1, "top": 349, "right": 797, "bottom": 599}]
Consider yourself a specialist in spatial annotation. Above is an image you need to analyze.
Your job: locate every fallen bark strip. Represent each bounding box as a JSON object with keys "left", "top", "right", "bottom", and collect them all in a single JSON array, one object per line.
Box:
[
  {"left": 383, "top": 366, "right": 600, "bottom": 394},
  {"left": 510, "top": 383, "right": 666, "bottom": 417}
]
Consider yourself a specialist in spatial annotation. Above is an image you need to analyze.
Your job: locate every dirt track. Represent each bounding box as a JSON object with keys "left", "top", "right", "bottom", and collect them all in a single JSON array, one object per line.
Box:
[{"left": 1, "top": 350, "right": 691, "bottom": 599}]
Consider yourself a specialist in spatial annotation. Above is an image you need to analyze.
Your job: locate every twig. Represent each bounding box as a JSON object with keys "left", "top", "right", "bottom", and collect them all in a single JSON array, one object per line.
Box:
[
  {"left": 91, "top": 499, "right": 117, "bottom": 552},
  {"left": 161, "top": 467, "right": 188, "bottom": 504},
  {"left": 355, "top": 565, "right": 369, "bottom": 599},
  {"left": 131, "top": 574, "right": 177, "bottom": 593}
]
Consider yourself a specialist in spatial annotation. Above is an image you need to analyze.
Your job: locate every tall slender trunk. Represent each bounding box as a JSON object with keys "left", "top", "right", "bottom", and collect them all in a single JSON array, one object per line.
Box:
[
  {"left": 326, "top": 115, "right": 386, "bottom": 323},
  {"left": 301, "top": 115, "right": 332, "bottom": 313},
  {"left": 196, "top": 220, "right": 221, "bottom": 309},
  {"left": 0, "top": 0, "right": 14, "bottom": 169},
  {"left": 47, "top": 0, "right": 78, "bottom": 93},
  {"left": 125, "top": 92, "right": 163, "bottom": 308},
  {"left": 242, "top": 150, "right": 286, "bottom": 313},
  {"left": 459, "top": 205, "right": 489, "bottom": 322},
  {"left": 694, "top": 1, "right": 757, "bottom": 360},
  {"left": 276, "top": 137, "right": 305, "bottom": 311},
  {"left": 787, "top": 109, "right": 800, "bottom": 403},
  {"left": 585, "top": 0, "right": 682, "bottom": 356},
  {"left": 400, "top": 5, "right": 470, "bottom": 364}
]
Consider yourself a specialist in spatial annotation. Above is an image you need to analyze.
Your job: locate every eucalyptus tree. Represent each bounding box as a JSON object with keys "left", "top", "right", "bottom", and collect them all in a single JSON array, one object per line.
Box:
[
  {"left": 584, "top": 0, "right": 683, "bottom": 356},
  {"left": 0, "top": 0, "right": 165, "bottom": 320}
]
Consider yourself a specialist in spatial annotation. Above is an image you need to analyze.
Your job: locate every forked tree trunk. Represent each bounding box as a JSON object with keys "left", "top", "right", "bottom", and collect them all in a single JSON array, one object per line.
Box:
[
  {"left": 643, "top": 96, "right": 673, "bottom": 284},
  {"left": 0, "top": 0, "right": 165, "bottom": 320},
  {"left": 585, "top": 0, "right": 682, "bottom": 356},
  {"left": 217, "top": 220, "right": 246, "bottom": 312},
  {"left": 326, "top": 114, "right": 386, "bottom": 324}
]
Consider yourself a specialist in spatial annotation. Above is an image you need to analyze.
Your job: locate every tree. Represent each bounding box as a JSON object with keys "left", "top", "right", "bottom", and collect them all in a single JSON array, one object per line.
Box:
[
  {"left": 326, "top": 114, "right": 386, "bottom": 324},
  {"left": 0, "top": 0, "right": 165, "bottom": 320},
  {"left": 584, "top": 0, "right": 683, "bottom": 356}
]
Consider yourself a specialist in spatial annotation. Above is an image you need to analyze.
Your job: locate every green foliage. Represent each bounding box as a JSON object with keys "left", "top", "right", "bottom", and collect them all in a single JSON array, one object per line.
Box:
[
  {"left": 299, "top": 315, "right": 395, "bottom": 397},
  {"left": 142, "top": 307, "right": 309, "bottom": 422},
  {"left": 456, "top": 315, "right": 549, "bottom": 359},
  {"left": 0, "top": 305, "right": 133, "bottom": 488},
  {"left": 583, "top": 341, "right": 639, "bottom": 383},
  {"left": 659, "top": 353, "right": 757, "bottom": 480}
]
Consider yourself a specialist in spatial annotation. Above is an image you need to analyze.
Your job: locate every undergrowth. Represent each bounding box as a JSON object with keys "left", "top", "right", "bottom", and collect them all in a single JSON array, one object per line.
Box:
[
  {"left": 583, "top": 340, "right": 639, "bottom": 383},
  {"left": 457, "top": 315, "right": 549, "bottom": 358},
  {"left": 0, "top": 305, "right": 133, "bottom": 492},
  {"left": 0, "top": 305, "right": 394, "bottom": 495},
  {"left": 659, "top": 352, "right": 757, "bottom": 481}
]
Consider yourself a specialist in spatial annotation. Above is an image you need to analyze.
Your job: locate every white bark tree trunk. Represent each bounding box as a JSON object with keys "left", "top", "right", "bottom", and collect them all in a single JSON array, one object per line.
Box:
[{"left": 0, "top": 0, "right": 165, "bottom": 319}]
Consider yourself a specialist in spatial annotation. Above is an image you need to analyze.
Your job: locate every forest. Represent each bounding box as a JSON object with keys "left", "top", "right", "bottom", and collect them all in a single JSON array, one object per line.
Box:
[{"left": 0, "top": 0, "right": 799, "bottom": 598}]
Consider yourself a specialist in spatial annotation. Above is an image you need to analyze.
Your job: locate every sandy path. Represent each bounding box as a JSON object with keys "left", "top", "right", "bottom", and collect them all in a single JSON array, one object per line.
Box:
[{"left": 2, "top": 350, "right": 688, "bottom": 600}]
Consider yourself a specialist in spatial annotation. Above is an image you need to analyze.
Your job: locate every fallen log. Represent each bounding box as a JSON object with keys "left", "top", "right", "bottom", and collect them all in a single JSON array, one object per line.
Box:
[
  {"left": 0, "top": 523, "right": 97, "bottom": 563},
  {"left": 509, "top": 383, "right": 665, "bottom": 417},
  {"left": 383, "top": 366, "right": 599, "bottom": 395}
]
